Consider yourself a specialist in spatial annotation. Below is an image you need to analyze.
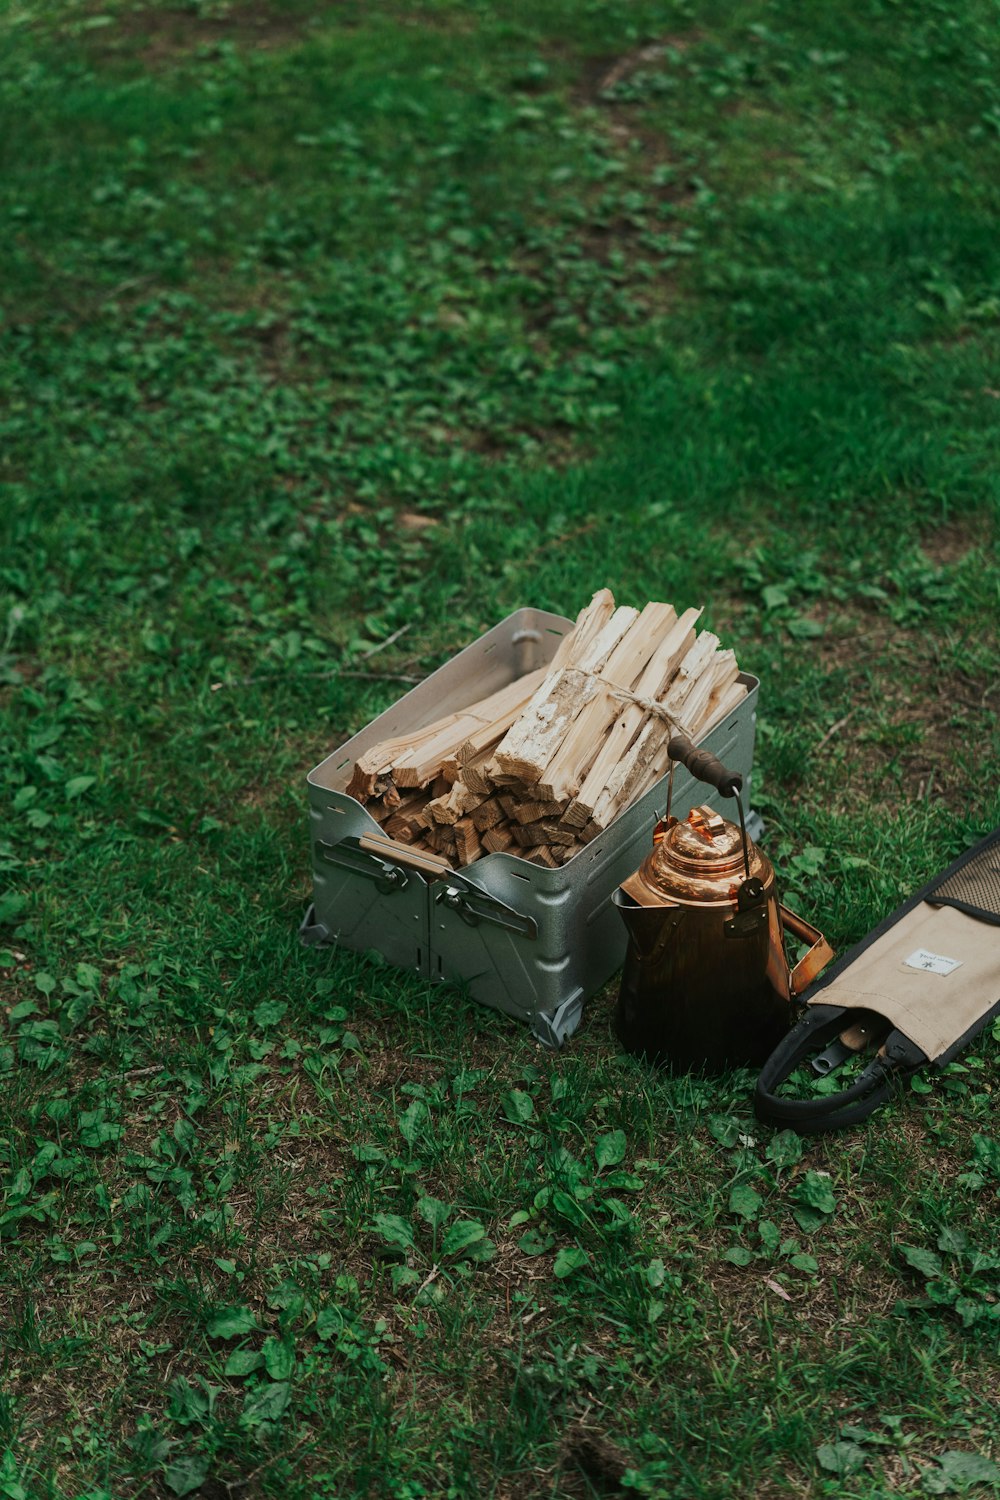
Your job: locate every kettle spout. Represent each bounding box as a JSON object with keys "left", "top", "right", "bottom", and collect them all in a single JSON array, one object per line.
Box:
[{"left": 613, "top": 887, "right": 683, "bottom": 961}]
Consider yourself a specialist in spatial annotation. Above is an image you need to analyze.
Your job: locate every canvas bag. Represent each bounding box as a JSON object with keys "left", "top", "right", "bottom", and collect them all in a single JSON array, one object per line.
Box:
[{"left": 755, "top": 827, "right": 1000, "bottom": 1132}]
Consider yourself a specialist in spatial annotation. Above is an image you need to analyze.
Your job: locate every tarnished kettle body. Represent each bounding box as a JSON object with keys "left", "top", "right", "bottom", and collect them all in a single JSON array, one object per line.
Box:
[{"left": 613, "top": 738, "right": 832, "bottom": 1073}]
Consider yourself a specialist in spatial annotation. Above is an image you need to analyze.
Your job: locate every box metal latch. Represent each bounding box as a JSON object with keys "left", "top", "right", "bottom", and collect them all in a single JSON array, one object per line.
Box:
[
  {"left": 317, "top": 837, "right": 410, "bottom": 895},
  {"left": 434, "top": 874, "right": 537, "bottom": 939}
]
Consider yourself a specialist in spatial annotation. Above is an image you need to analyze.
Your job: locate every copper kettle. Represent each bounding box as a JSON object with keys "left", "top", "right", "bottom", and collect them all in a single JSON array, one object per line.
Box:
[{"left": 613, "top": 736, "right": 833, "bottom": 1071}]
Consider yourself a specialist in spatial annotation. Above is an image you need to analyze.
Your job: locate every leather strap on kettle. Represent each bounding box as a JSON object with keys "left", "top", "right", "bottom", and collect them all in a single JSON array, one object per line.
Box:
[{"left": 754, "top": 1005, "right": 927, "bottom": 1133}]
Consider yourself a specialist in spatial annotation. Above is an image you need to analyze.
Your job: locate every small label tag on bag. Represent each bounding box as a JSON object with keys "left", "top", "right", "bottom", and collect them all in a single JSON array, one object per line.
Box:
[{"left": 905, "top": 948, "right": 963, "bottom": 976}]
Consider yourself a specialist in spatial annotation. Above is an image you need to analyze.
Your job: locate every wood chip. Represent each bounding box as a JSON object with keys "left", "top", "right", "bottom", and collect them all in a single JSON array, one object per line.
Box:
[{"left": 481, "top": 824, "right": 515, "bottom": 853}]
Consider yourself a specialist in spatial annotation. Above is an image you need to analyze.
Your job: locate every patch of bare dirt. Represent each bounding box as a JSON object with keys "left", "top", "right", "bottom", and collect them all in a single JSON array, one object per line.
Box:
[
  {"left": 806, "top": 606, "right": 999, "bottom": 813},
  {"left": 718, "top": 573, "right": 997, "bottom": 815},
  {"left": 560, "top": 1423, "right": 631, "bottom": 1495},
  {"left": 398, "top": 511, "right": 439, "bottom": 532},
  {"left": 917, "top": 516, "right": 985, "bottom": 568},
  {"left": 76, "top": 1, "right": 317, "bottom": 68},
  {"left": 576, "top": 33, "right": 699, "bottom": 107}
]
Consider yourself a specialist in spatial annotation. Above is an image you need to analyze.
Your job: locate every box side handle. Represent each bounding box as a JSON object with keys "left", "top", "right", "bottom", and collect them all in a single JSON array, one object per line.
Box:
[{"left": 357, "top": 833, "right": 454, "bottom": 880}]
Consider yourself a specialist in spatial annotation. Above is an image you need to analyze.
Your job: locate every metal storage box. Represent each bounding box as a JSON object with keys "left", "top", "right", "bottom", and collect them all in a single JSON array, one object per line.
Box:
[{"left": 302, "top": 608, "right": 759, "bottom": 1046}]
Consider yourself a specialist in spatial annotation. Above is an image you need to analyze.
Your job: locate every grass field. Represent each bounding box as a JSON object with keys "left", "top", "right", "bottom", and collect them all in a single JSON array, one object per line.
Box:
[{"left": 2, "top": 0, "right": 1000, "bottom": 1495}]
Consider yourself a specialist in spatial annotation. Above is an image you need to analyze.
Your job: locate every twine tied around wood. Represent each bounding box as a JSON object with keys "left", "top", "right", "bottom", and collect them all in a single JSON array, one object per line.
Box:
[{"left": 606, "top": 682, "right": 689, "bottom": 737}]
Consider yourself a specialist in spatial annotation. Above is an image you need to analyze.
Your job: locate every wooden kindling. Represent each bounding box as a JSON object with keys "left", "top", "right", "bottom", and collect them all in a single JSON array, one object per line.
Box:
[
  {"left": 490, "top": 597, "right": 638, "bottom": 783},
  {"left": 535, "top": 600, "right": 677, "bottom": 803},
  {"left": 343, "top": 587, "right": 747, "bottom": 869},
  {"left": 561, "top": 606, "right": 701, "bottom": 828}
]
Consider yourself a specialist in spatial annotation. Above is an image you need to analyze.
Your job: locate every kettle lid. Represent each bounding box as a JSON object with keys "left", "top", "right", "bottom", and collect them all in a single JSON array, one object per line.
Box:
[{"left": 622, "top": 803, "right": 772, "bottom": 907}]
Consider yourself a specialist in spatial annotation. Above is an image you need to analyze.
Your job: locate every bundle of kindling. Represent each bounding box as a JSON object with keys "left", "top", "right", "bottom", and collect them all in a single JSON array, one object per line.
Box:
[{"left": 344, "top": 588, "right": 746, "bottom": 869}]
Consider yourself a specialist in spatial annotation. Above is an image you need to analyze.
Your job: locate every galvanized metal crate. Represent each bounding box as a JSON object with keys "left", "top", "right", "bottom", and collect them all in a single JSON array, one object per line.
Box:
[{"left": 302, "top": 608, "right": 759, "bottom": 1046}]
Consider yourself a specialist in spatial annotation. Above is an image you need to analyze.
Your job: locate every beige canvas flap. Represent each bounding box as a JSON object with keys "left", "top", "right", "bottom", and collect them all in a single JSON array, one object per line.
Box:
[{"left": 808, "top": 902, "right": 1000, "bottom": 1060}]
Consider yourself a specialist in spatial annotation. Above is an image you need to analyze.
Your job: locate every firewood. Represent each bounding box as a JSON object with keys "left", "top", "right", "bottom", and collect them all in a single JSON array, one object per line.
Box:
[
  {"left": 537, "top": 821, "right": 578, "bottom": 846},
  {"left": 509, "top": 821, "right": 572, "bottom": 849},
  {"left": 524, "top": 845, "right": 559, "bottom": 867},
  {"left": 589, "top": 656, "right": 717, "bottom": 833},
  {"left": 576, "top": 635, "right": 726, "bottom": 834},
  {"left": 455, "top": 744, "right": 498, "bottom": 797},
  {"left": 536, "top": 601, "right": 677, "bottom": 802},
  {"left": 546, "top": 588, "right": 617, "bottom": 673},
  {"left": 471, "top": 797, "right": 505, "bottom": 832},
  {"left": 588, "top": 717, "right": 661, "bottom": 832},
  {"left": 491, "top": 601, "right": 636, "bottom": 783},
  {"left": 427, "top": 781, "right": 486, "bottom": 826},
  {"left": 681, "top": 652, "right": 746, "bottom": 739},
  {"left": 658, "top": 631, "right": 720, "bottom": 731},
  {"left": 562, "top": 607, "right": 701, "bottom": 828},
  {"left": 510, "top": 823, "right": 553, "bottom": 847},
  {"left": 347, "top": 717, "right": 468, "bottom": 799},
  {"left": 510, "top": 799, "right": 566, "bottom": 825},
  {"left": 358, "top": 665, "right": 547, "bottom": 792},
  {"left": 381, "top": 792, "right": 432, "bottom": 839},
  {"left": 425, "top": 824, "right": 457, "bottom": 856},
  {"left": 482, "top": 824, "right": 515, "bottom": 853},
  {"left": 453, "top": 817, "right": 482, "bottom": 866},
  {"left": 346, "top": 765, "right": 381, "bottom": 801},
  {"left": 697, "top": 676, "right": 748, "bottom": 738},
  {"left": 345, "top": 587, "right": 747, "bottom": 870}
]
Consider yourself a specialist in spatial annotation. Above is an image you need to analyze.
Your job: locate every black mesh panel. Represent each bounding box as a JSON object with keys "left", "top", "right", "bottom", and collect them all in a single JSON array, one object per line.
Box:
[{"left": 928, "top": 829, "right": 1000, "bottom": 927}]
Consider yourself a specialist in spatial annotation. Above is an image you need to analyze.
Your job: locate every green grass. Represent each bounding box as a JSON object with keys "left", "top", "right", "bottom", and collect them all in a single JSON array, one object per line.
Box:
[{"left": 1, "top": 0, "right": 1000, "bottom": 1494}]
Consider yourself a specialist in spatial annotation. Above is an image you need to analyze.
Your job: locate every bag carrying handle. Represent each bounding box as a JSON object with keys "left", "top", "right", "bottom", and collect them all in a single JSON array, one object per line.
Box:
[{"left": 754, "top": 1004, "right": 926, "bottom": 1133}]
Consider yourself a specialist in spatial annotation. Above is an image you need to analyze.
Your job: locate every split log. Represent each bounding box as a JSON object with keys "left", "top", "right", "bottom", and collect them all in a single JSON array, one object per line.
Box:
[
  {"left": 524, "top": 845, "right": 559, "bottom": 867},
  {"left": 536, "top": 601, "right": 677, "bottom": 803},
  {"left": 454, "top": 817, "right": 483, "bottom": 865},
  {"left": 699, "top": 675, "right": 748, "bottom": 737},
  {"left": 510, "top": 823, "right": 553, "bottom": 848},
  {"left": 391, "top": 666, "right": 548, "bottom": 788},
  {"left": 427, "top": 781, "right": 486, "bottom": 826},
  {"left": 657, "top": 631, "right": 720, "bottom": 732},
  {"left": 382, "top": 791, "right": 433, "bottom": 841},
  {"left": 491, "top": 604, "right": 640, "bottom": 782},
  {"left": 349, "top": 665, "right": 547, "bottom": 798},
  {"left": 584, "top": 634, "right": 723, "bottom": 833},
  {"left": 562, "top": 607, "right": 701, "bottom": 828},
  {"left": 510, "top": 798, "right": 566, "bottom": 825},
  {"left": 470, "top": 797, "right": 505, "bottom": 832}
]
